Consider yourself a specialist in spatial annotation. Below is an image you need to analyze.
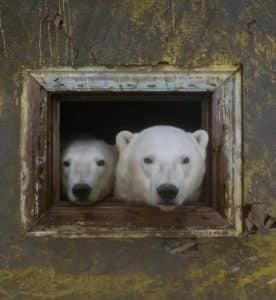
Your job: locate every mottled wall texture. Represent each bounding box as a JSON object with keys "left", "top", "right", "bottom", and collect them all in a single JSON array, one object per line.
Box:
[{"left": 0, "top": 0, "right": 275, "bottom": 299}]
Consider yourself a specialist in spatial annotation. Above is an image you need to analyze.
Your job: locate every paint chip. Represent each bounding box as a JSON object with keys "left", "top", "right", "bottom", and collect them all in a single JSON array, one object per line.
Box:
[
  {"left": 264, "top": 215, "right": 276, "bottom": 230},
  {"left": 170, "top": 241, "right": 198, "bottom": 254},
  {"left": 267, "top": 278, "right": 276, "bottom": 285}
]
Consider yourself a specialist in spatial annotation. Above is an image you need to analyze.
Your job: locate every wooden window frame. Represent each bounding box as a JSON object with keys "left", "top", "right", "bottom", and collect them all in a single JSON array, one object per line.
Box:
[{"left": 20, "top": 66, "right": 242, "bottom": 238}]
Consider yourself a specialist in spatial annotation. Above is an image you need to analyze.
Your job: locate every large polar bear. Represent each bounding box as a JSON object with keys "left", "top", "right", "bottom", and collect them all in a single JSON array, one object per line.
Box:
[
  {"left": 115, "top": 126, "right": 208, "bottom": 211},
  {"left": 61, "top": 139, "right": 117, "bottom": 204}
]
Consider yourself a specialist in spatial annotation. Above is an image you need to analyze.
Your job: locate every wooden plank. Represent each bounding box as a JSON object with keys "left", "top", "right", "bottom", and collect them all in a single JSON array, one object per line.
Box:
[
  {"left": 211, "top": 86, "right": 227, "bottom": 217},
  {"left": 21, "top": 72, "right": 48, "bottom": 230},
  {"left": 39, "top": 204, "right": 228, "bottom": 229}
]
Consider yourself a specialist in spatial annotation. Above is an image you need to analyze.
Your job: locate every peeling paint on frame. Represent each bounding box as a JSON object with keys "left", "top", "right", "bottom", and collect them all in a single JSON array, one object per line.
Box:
[
  {"left": 21, "top": 65, "right": 242, "bottom": 238},
  {"left": 20, "top": 73, "right": 30, "bottom": 230}
]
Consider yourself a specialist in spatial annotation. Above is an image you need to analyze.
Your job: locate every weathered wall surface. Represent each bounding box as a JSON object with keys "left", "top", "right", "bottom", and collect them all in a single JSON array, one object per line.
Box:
[{"left": 0, "top": 0, "right": 275, "bottom": 299}]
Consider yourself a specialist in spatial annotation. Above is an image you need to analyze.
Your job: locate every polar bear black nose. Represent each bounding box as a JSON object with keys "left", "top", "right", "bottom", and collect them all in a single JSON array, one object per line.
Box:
[
  {"left": 72, "top": 184, "right": 91, "bottom": 201},
  {"left": 157, "top": 184, "right": 179, "bottom": 201}
]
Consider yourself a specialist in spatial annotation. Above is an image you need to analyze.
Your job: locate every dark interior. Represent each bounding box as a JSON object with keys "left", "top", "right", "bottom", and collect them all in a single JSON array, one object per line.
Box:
[
  {"left": 58, "top": 92, "right": 211, "bottom": 205},
  {"left": 60, "top": 93, "right": 206, "bottom": 143}
]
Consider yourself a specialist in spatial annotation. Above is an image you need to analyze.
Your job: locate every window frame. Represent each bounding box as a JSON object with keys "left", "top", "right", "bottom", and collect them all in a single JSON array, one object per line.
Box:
[{"left": 20, "top": 66, "right": 242, "bottom": 238}]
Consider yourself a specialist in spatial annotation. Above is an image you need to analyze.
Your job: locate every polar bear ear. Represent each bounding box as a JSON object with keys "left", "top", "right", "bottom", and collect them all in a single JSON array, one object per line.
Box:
[
  {"left": 116, "top": 131, "right": 134, "bottom": 153},
  {"left": 193, "top": 130, "right": 209, "bottom": 155}
]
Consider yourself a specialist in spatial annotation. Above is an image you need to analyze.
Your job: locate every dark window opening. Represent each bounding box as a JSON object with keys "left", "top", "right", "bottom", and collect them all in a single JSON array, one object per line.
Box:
[
  {"left": 21, "top": 67, "right": 242, "bottom": 237},
  {"left": 60, "top": 96, "right": 203, "bottom": 143},
  {"left": 56, "top": 93, "right": 212, "bottom": 209}
]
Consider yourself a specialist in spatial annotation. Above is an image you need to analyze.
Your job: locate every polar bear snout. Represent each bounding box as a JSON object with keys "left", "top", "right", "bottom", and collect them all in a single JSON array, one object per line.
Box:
[
  {"left": 72, "top": 183, "right": 92, "bottom": 201},
  {"left": 61, "top": 139, "right": 118, "bottom": 204},
  {"left": 115, "top": 126, "right": 209, "bottom": 210},
  {"left": 156, "top": 183, "right": 179, "bottom": 204}
]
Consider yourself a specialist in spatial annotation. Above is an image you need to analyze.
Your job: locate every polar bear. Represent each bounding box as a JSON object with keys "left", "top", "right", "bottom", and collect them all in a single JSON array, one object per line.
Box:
[
  {"left": 61, "top": 139, "right": 117, "bottom": 204},
  {"left": 115, "top": 126, "right": 208, "bottom": 211}
]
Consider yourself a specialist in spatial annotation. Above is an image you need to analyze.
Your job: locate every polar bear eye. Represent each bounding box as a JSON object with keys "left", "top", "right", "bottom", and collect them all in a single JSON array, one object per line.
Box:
[
  {"left": 97, "top": 159, "right": 106, "bottom": 167},
  {"left": 63, "top": 160, "right": 70, "bottom": 167},
  {"left": 144, "top": 157, "right": 154, "bottom": 164},
  {"left": 181, "top": 157, "right": 190, "bottom": 164}
]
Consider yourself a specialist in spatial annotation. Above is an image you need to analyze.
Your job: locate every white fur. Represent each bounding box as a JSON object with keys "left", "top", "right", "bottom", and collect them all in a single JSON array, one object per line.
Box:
[
  {"left": 61, "top": 139, "right": 117, "bottom": 204},
  {"left": 115, "top": 126, "right": 208, "bottom": 211}
]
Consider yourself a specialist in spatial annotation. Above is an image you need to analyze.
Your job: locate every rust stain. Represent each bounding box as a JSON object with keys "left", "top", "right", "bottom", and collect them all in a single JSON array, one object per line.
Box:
[
  {"left": 123, "top": 0, "right": 157, "bottom": 26},
  {"left": 187, "top": 233, "right": 276, "bottom": 299},
  {"left": 1, "top": 234, "right": 276, "bottom": 299},
  {"left": 0, "top": 266, "right": 161, "bottom": 300},
  {"left": 244, "top": 147, "right": 273, "bottom": 205}
]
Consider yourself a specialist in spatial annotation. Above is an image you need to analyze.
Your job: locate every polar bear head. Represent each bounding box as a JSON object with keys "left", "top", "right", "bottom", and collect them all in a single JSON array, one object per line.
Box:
[
  {"left": 115, "top": 126, "right": 208, "bottom": 211},
  {"left": 61, "top": 139, "right": 117, "bottom": 204}
]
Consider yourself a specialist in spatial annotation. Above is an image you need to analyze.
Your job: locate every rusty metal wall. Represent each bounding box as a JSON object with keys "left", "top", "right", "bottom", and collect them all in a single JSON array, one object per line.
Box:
[{"left": 0, "top": 0, "right": 275, "bottom": 299}]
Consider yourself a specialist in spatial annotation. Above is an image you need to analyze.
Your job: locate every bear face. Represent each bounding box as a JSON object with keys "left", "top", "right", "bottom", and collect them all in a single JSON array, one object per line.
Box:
[
  {"left": 115, "top": 126, "right": 208, "bottom": 211},
  {"left": 61, "top": 139, "right": 117, "bottom": 204}
]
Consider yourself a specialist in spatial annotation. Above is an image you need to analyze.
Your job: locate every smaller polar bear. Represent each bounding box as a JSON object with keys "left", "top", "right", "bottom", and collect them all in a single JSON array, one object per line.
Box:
[
  {"left": 115, "top": 126, "right": 208, "bottom": 211},
  {"left": 61, "top": 139, "right": 117, "bottom": 204}
]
